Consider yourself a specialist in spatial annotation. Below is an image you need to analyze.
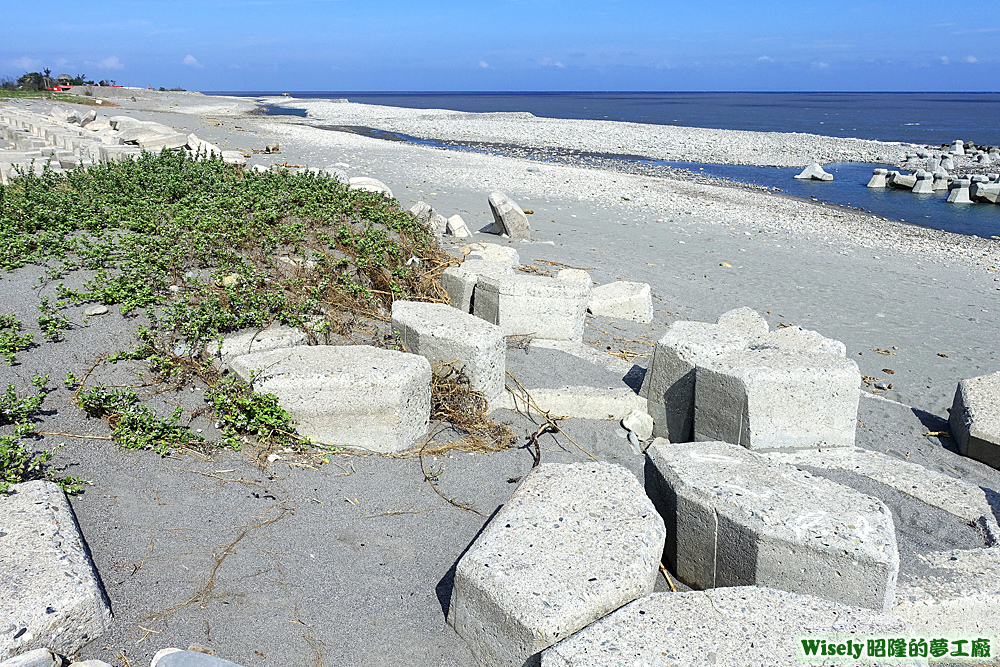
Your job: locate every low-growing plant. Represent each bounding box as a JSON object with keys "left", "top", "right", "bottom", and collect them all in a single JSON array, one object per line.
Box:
[
  {"left": 0, "top": 314, "right": 33, "bottom": 363},
  {"left": 77, "top": 385, "right": 205, "bottom": 454},
  {"left": 206, "top": 374, "right": 305, "bottom": 450}
]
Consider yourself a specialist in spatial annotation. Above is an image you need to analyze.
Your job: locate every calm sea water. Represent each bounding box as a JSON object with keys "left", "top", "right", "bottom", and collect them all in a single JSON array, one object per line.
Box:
[
  {"left": 214, "top": 91, "right": 1000, "bottom": 237},
  {"left": 221, "top": 91, "right": 1000, "bottom": 147}
]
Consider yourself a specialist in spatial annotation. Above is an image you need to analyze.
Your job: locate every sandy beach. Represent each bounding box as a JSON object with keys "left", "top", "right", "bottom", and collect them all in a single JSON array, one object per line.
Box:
[{"left": 2, "top": 89, "right": 999, "bottom": 666}]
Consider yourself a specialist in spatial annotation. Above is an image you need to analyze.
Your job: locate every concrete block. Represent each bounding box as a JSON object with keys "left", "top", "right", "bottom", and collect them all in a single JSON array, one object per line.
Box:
[
  {"left": 441, "top": 260, "right": 514, "bottom": 313},
  {"left": 429, "top": 213, "right": 449, "bottom": 236},
  {"left": 0, "top": 482, "right": 112, "bottom": 660},
  {"left": 716, "top": 306, "right": 768, "bottom": 342},
  {"left": 694, "top": 349, "right": 861, "bottom": 450},
  {"left": 501, "top": 386, "right": 646, "bottom": 420},
  {"left": 645, "top": 441, "right": 899, "bottom": 612},
  {"left": 889, "top": 172, "right": 917, "bottom": 189},
  {"left": 640, "top": 322, "right": 747, "bottom": 443},
  {"left": 793, "top": 162, "right": 833, "bottom": 181},
  {"left": 445, "top": 214, "right": 472, "bottom": 238},
  {"left": 0, "top": 648, "right": 60, "bottom": 667},
  {"left": 946, "top": 177, "right": 972, "bottom": 203},
  {"left": 391, "top": 300, "right": 505, "bottom": 406},
  {"left": 541, "top": 587, "right": 916, "bottom": 667},
  {"left": 488, "top": 191, "right": 530, "bottom": 239},
  {"left": 464, "top": 242, "right": 519, "bottom": 265},
  {"left": 622, "top": 408, "right": 653, "bottom": 440},
  {"left": 185, "top": 133, "right": 222, "bottom": 158},
  {"left": 228, "top": 345, "right": 430, "bottom": 453},
  {"left": 348, "top": 176, "right": 392, "bottom": 198},
  {"left": 894, "top": 547, "right": 1000, "bottom": 637},
  {"left": 448, "top": 462, "right": 665, "bottom": 667},
  {"left": 208, "top": 325, "right": 309, "bottom": 370},
  {"left": 220, "top": 151, "right": 247, "bottom": 166},
  {"left": 408, "top": 201, "right": 434, "bottom": 224},
  {"left": 750, "top": 325, "right": 846, "bottom": 356},
  {"left": 555, "top": 269, "right": 591, "bottom": 285},
  {"left": 587, "top": 281, "right": 653, "bottom": 324},
  {"left": 98, "top": 145, "right": 140, "bottom": 163},
  {"left": 949, "top": 371, "right": 1000, "bottom": 469},
  {"left": 138, "top": 133, "right": 189, "bottom": 151},
  {"left": 766, "top": 447, "right": 1000, "bottom": 543},
  {"left": 155, "top": 652, "right": 245, "bottom": 667},
  {"left": 970, "top": 181, "right": 1000, "bottom": 203},
  {"left": 473, "top": 275, "right": 590, "bottom": 342},
  {"left": 911, "top": 170, "right": 934, "bottom": 194}
]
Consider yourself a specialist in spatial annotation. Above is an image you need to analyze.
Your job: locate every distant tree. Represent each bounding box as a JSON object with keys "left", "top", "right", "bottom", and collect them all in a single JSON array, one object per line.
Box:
[
  {"left": 17, "top": 72, "right": 44, "bottom": 91},
  {"left": 69, "top": 74, "right": 88, "bottom": 86},
  {"left": 0, "top": 75, "right": 16, "bottom": 91},
  {"left": 42, "top": 68, "right": 53, "bottom": 88}
]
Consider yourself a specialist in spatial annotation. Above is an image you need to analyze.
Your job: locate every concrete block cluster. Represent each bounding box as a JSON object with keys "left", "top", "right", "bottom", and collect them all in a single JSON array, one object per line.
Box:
[
  {"left": 642, "top": 308, "right": 859, "bottom": 449},
  {"left": 0, "top": 482, "right": 112, "bottom": 660},
  {"left": 448, "top": 462, "right": 665, "bottom": 667},
  {"left": 228, "top": 345, "right": 431, "bottom": 453},
  {"left": 865, "top": 144, "right": 1000, "bottom": 208}
]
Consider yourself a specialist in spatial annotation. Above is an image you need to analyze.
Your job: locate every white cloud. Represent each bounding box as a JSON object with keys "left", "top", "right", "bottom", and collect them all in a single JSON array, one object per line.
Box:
[
  {"left": 965, "top": 55, "right": 978, "bottom": 63},
  {"left": 811, "top": 61, "right": 830, "bottom": 69},
  {"left": 478, "top": 61, "right": 490, "bottom": 69},
  {"left": 183, "top": 54, "right": 203, "bottom": 68},
  {"left": 538, "top": 57, "right": 565, "bottom": 68},
  {"left": 9, "top": 56, "right": 41, "bottom": 71},
  {"left": 940, "top": 56, "right": 949, "bottom": 65},
  {"left": 758, "top": 55, "right": 774, "bottom": 62},
  {"left": 100, "top": 56, "right": 124, "bottom": 69}
]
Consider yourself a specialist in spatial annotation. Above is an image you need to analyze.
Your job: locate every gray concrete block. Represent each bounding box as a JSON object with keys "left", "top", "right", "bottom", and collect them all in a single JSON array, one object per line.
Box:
[
  {"left": 716, "top": 306, "right": 769, "bottom": 342},
  {"left": 541, "top": 587, "right": 916, "bottom": 667},
  {"left": 154, "top": 651, "right": 245, "bottom": 667},
  {"left": 220, "top": 151, "right": 247, "bottom": 166},
  {"left": 185, "top": 133, "right": 222, "bottom": 158},
  {"left": 640, "top": 321, "right": 747, "bottom": 443},
  {"left": 391, "top": 300, "right": 505, "bottom": 406},
  {"left": 587, "top": 281, "right": 652, "bottom": 324},
  {"left": 794, "top": 162, "right": 833, "bottom": 181},
  {"left": 645, "top": 441, "right": 899, "bottom": 612},
  {"left": 555, "top": 269, "right": 591, "bottom": 285},
  {"left": 441, "top": 260, "right": 514, "bottom": 313},
  {"left": 867, "top": 167, "right": 889, "bottom": 188},
  {"left": 473, "top": 275, "right": 590, "bottom": 342},
  {"left": 894, "top": 547, "right": 1000, "bottom": 637},
  {"left": 0, "top": 482, "right": 112, "bottom": 660},
  {"left": 448, "top": 462, "right": 665, "bottom": 667},
  {"left": 695, "top": 349, "right": 861, "bottom": 450},
  {"left": 137, "top": 133, "right": 189, "bottom": 151},
  {"left": 500, "top": 385, "right": 646, "bottom": 421},
  {"left": 488, "top": 191, "right": 530, "bottom": 239},
  {"left": 949, "top": 371, "right": 1000, "bottom": 469},
  {"left": 208, "top": 325, "right": 309, "bottom": 370},
  {"left": 750, "top": 325, "right": 846, "bottom": 356},
  {"left": 408, "top": 201, "right": 434, "bottom": 224},
  {"left": 446, "top": 214, "right": 472, "bottom": 238},
  {"left": 228, "top": 345, "right": 430, "bottom": 453}
]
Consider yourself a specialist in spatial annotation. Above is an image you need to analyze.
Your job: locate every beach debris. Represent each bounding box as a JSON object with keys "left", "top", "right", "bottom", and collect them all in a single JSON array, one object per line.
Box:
[
  {"left": 487, "top": 191, "right": 530, "bottom": 239},
  {"left": 0, "top": 648, "right": 61, "bottom": 667},
  {"left": 949, "top": 370, "right": 1000, "bottom": 469},
  {"left": 83, "top": 305, "right": 109, "bottom": 316},
  {"left": 447, "top": 462, "right": 664, "bottom": 667},
  {"left": 646, "top": 441, "right": 898, "bottom": 611},
  {"left": 621, "top": 408, "right": 653, "bottom": 441},
  {"left": 793, "top": 162, "right": 833, "bottom": 181},
  {"left": 587, "top": 281, "right": 654, "bottom": 324}
]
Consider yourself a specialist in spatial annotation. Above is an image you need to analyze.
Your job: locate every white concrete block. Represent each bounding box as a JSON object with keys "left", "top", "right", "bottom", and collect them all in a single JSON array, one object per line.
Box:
[
  {"left": 220, "top": 151, "right": 247, "bottom": 166},
  {"left": 587, "top": 281, "right": 652, "bottom": 324},
  {"left": 555, "top": 269, "right": 591, "bottom": 285},
  {"left": 446, "top": 214, "right": 472, "bottom": 238},
  {"left": 348, "top": 176, "right": 392, "bottom": 198},
  {"left": 448, "top": 462, "right": 665, "bottom": 667},
  {"left": 228, "top": 345, "right": 430, "bottom": 453},
  {"left": 487, "top": 191, "right": 530, "bottom": 239},
  {"left": 794, "top": 162, "right": 833, "bottom": 181},
  {"left": 640, "top": 322, "right": 747, "bottom": 443},
  {"left": 950, "top": 371, "right": 1000, "bottom": 469},
  {"left": 473, "top": 275, "right": 590, "bottom": 342},
  {"left": 137, "top": 133, "right": 188, "bottom": 151},
  {"left": 695, "top": 349, "right": 861, "bottom": 450},
  {"left": 0, "top": 482, "right": 112, "bottom": 660},
  {"left": 501, "top": 386, "right": 646, "bottom": 420},
  {"left": 391, "top": 300, "right": 505, "bottom": 406},
  {"left": 645, "top": 441, "right": 899, "bottom": 612},
  {"left": 542, "top": 588, "right": 916, "bottom": 667}
]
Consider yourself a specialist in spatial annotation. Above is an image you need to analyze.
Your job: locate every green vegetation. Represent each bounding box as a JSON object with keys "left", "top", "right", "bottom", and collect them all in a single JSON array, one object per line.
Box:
[
  {"left": 0, "top": 149, "right": 455, "bottom": 460},
  {"left": 0, "top": 314, "right": 33, "bottom": 363},
  {"left": 0, "top": 376, "right": 85, "bottom": 494}
]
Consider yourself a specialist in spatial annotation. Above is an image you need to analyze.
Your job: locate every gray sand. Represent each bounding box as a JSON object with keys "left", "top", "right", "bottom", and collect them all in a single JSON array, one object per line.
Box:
[{"left": 2, "top": 90, "right": 999, "bottom": 666}]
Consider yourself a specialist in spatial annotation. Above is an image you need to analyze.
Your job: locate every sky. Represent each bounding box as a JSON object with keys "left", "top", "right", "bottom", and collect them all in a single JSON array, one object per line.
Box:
[{"left": 2, "top": 1, "right": 997, "bottom": 92}]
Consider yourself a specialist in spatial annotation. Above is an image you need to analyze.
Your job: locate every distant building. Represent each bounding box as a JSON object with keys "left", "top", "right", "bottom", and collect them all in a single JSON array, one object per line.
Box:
[{"left": 56, "top": 74, "right": 73, "bottom": 83}]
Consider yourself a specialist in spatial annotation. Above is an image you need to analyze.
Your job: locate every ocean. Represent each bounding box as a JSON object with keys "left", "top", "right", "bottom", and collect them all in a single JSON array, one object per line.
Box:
[{"left": 214, "top": 91, "right": 1000, "bottom": 238}]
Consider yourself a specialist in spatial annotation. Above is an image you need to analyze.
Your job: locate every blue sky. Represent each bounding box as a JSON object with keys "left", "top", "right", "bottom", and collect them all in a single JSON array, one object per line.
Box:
[{"left": 2, "top": 1, "right": 997, "bottom": 91}]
